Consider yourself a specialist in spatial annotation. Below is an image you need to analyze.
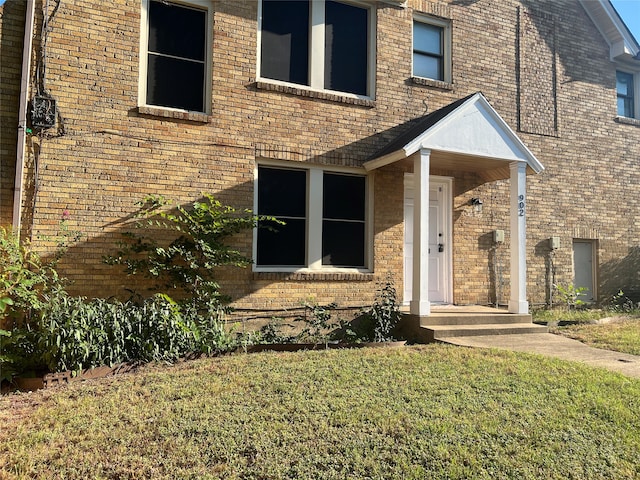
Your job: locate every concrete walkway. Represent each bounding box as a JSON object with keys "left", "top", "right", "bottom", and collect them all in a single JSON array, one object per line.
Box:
[{"left": 440, "top": 333, "right": 640, "bottom": 379}]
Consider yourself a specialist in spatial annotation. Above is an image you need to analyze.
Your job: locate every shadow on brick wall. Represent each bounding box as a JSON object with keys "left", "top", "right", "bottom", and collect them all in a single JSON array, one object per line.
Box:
[
  {"left": 520, "top": 0, "right": 612, "bottom": 87},
  {"left": 599, "top": 246, "right": 640, "bottom": 303}
]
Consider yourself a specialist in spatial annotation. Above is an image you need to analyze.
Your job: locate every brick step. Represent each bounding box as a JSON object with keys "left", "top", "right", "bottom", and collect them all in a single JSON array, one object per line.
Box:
[
  {"left": 420, "top": 313, "right": 532, "bottom": 326},
  {"left": 424, "top": 322, "right": 548, "bottom": 341}
]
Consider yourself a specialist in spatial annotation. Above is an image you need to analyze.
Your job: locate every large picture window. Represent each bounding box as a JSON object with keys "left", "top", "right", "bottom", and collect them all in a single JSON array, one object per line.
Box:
[
  {"left": 259, "top": 0, "right": 373, "bottom": 97},
  {"left": 256, "top": 166, "right": 368, "bottom": 270},
  {"left": 141, "top": 0, "right": 210, "bottom": 112}
]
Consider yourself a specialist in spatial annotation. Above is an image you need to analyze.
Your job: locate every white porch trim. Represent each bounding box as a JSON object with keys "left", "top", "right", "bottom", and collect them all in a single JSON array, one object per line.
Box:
[
  {"left": 410, "top": 148, "right": 431, "bottom": 316},
  {"left": 509, "top": 161, "right": 529, "bottom": 314},
  {"left": 365, "top": 93, "right": 544, "bottom": 317}
]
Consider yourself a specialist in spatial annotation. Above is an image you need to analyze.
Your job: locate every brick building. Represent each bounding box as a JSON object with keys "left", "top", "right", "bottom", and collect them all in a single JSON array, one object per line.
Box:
[{"left": 1, "top": 0, "right": 639, "bottom": 321}]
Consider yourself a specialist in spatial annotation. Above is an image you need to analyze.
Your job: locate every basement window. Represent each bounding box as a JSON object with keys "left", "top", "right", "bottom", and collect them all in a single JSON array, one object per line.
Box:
[{"left": 140, "top": 0, "right": 212, "bottom": 113}]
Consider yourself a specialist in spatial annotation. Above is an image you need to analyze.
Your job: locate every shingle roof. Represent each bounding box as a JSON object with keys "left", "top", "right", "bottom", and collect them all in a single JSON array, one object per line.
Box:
[{"left": 368, "top": 92, "right": 479, "bottom": 160}]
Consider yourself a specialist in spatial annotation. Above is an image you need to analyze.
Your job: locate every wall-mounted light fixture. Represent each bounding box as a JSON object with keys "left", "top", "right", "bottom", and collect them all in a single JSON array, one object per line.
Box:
[{"left": 470, "top": 197, "right": 483, "bottom": 213}]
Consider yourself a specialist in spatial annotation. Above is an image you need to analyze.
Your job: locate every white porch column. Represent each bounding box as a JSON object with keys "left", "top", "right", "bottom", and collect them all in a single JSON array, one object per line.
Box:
[
  {"left": 410, "top": 148, "right": 431, "bottom": 316},
  {"left": 509, "top": 161, "right": 529, "bottom": 314}
]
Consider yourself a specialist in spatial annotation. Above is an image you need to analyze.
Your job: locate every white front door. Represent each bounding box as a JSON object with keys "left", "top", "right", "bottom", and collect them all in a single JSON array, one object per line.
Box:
[{"left": 403, "top": 175, "right": 452, "bottom": 305}]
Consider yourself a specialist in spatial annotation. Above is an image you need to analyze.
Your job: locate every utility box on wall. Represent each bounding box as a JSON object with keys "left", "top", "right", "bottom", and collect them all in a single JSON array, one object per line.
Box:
[
  {"left": 493, "top": 229, "right": 505, "bottom": 243},
  {"left": 549, "top": 236, "right": 560, "bottom": 250},
  {"left": 31, "top": 95, "right": 57, "bottom": 128}
]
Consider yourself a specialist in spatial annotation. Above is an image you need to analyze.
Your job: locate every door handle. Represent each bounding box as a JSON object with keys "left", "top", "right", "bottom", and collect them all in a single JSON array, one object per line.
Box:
[{"left": 438, "top": 243, "right": 444, "bottom": 252}]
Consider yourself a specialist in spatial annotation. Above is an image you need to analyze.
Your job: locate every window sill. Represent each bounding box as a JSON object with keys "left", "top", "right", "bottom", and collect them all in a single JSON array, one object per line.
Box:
[
  {"left": 252, "top": 271, "right": 374, "bottom": 282},
  {"left": 137, "top": 106, "right": 211, "bottom": 123},
  {"left": 410, "top": 76, "right": 454, "bottom": 90},
  {"left": 255, "top": 81, "right": 376, "bottom": 108},
  {"left": 615, "top": 115, "right": 640, "bottom": 127}
]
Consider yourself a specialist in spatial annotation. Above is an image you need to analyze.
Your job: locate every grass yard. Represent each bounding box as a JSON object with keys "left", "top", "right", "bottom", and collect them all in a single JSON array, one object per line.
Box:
[
  {"left": 1, "top": 345, "right": 639, "bottom": 479},
  {"left": 551, "top": 317, "right": 640, "bottom": 356}
]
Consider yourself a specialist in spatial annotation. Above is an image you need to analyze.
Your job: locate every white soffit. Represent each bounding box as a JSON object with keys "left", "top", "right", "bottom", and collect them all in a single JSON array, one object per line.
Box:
[
  {"left": 365, "top": 93, "right": 544, "bottom": 174},
  {"left": 579, "top": 0, "right": 640, "bottom": 62}
]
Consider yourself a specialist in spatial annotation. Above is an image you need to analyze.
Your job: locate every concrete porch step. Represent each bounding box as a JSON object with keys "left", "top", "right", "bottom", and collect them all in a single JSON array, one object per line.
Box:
[
  {"left": 397, "top": 309, "right": 546, "bottom": 344},
  {"left": 427, "top": 322, "right": 548, "bottom": 341},
  {"left": 420, "top": 313, "right": 532, "bottom": 326}
]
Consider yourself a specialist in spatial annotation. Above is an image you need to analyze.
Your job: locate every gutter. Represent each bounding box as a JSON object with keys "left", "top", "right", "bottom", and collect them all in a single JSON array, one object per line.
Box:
[{"left": 12, "top": 0, "right": 36, "bottom": 234}]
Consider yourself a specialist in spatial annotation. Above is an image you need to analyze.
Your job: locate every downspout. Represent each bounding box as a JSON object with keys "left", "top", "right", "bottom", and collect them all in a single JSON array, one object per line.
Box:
[{"left": 12, "top": 0, "right": 36, "bottom": 234}]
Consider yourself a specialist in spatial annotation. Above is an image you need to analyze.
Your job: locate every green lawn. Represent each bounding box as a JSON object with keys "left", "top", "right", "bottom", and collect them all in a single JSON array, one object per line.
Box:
[
  {"left": 551, "top": 317, "right": 640, "bottom": 356},
  {"left": 1, "top": 345, "right": 639, "bottom": 479}
]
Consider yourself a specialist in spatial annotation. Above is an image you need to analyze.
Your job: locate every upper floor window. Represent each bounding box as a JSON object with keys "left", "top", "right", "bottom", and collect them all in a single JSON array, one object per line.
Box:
[
  {"left": 258, "top": 0, "right": 375, "bottom": 97},
  {"left": 256, "top": 165, "right": 369, "bottom": 270},
  {"left": 413, "top": 15, "right": 451, "bottom": 84},
  {"left": 140, "top": 0, "right": 212, "bottom": 113},
  {"left": 617, "top": 70, "right": 635, "bottom": 118}
]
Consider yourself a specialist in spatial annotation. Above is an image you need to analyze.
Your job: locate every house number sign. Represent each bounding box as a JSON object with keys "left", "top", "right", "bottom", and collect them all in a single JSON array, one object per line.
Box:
[{"left": 518, "top": 194, "right": 525, "bottom": 217}]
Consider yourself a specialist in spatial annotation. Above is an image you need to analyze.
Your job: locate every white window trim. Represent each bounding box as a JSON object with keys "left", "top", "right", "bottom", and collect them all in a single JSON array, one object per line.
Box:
[
  {"left": 616, "top": 68, "right": 640, "bottom": 120},
  {"left": 253, "top": 160, "right": 373, "bottom": 273},
  {"left": 412, "top": 14, "right": 452, "bottom": 84},
  {"left": 138, "top": 0, "right": 213, "bottom": 115},
  {"left": 256, "top": 0, "right": 376, "bottom": 100}
]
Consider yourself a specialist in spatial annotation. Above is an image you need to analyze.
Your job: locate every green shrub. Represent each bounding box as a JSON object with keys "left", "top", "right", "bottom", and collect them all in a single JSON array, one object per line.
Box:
[
  {"left": 361, "top": 276, "right": 402, "bottom": 342},
  {"left": 606, "top": 289, "right": 640, "bottom": 314},
  {"left": 3, "top": 194, "right": 265, "bottom": 381},
  {"left": 1, "top": 227, "right": 66, "bottom": 383},
  {"left": 105, "top": 193, "right": 279, "bottom": 304},
  {"left": 0, "top": 226, "right": 62, "bottom": 326},
  {"left": 256, "top": 319, "right": 296, "bottom": 345},
  {"left": 294, "top": 301, "right": 339, "bottom": 345},
  {"left": 32, "top": 293, "right": 233, "bottom": 374},
  {"left": 554, "top": 283, "right": 587, "bottom": 310},
  {"left": 2, "top": 292, "right": 235, "bottom": 380}
]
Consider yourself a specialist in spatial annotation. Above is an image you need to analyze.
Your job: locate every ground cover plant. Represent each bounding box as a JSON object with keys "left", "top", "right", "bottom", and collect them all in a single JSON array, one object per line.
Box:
[{"left": 1, "top": 345, "right": 638, "bottom": 480}]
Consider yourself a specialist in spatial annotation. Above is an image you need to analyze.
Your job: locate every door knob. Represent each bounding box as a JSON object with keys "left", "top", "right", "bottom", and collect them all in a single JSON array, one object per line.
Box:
[{"left": 438, "top": 243, "right": 444, "bottom": 252}]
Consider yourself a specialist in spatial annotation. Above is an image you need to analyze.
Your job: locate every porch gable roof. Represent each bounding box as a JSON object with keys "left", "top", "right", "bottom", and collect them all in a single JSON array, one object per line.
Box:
[{"left": 364, "top": 92, "right": 545, "bottom": 177}]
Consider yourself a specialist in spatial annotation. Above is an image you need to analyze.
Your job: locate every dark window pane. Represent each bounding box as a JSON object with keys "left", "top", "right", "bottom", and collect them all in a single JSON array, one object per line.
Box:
[
  {"left": 323, "top": 173, "right": 365, "bottom": 221},
  {"left": 149, "top": 1, "right": 206, "bottom": 61},
  {"left": 322, "top": 220, "right": 365, "bottom": 267},
  {"left": 325, "top": 1, "right": 368, "bottom": 95},
  {"left": 413, "top": 53, "right": 442, "bottom": 80},
  {"left": 257, "top": 166, "right": 307, "bottom": 267},
  {"left": 414, "top": 22, "right": 442, "bottom": 55},
  {"left": 261, "top": 0, "right": 310, "bottom": 85},
  {"left": 258, "top": 167, "right": 306, "bottom": 217},
  {"left": 257, "top": 219, "right": 306, "bottom": 266},
  {"left": 147, "top": 54, "right": 205, "bottom": 111}
]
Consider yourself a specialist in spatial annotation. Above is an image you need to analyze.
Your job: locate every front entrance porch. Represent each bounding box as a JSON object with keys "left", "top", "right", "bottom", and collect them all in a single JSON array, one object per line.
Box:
[
  {"left": 365, "top": 92, "right": 545, "bottom": 320},
  {"left": 398, "top": 305, "right": 548, "bottom": 343}
]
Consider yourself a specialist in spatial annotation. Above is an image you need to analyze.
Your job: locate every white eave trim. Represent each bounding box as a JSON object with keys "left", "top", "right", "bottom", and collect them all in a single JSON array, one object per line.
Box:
[
  {"left": 364, "top": 92, "right": 544, "bottom": 174},
  {"left": 363, "top": 149, "right": 407, "bottom": 171},
  {"left": 579, "top": 0, "right": 640, "bottom": 62}
]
